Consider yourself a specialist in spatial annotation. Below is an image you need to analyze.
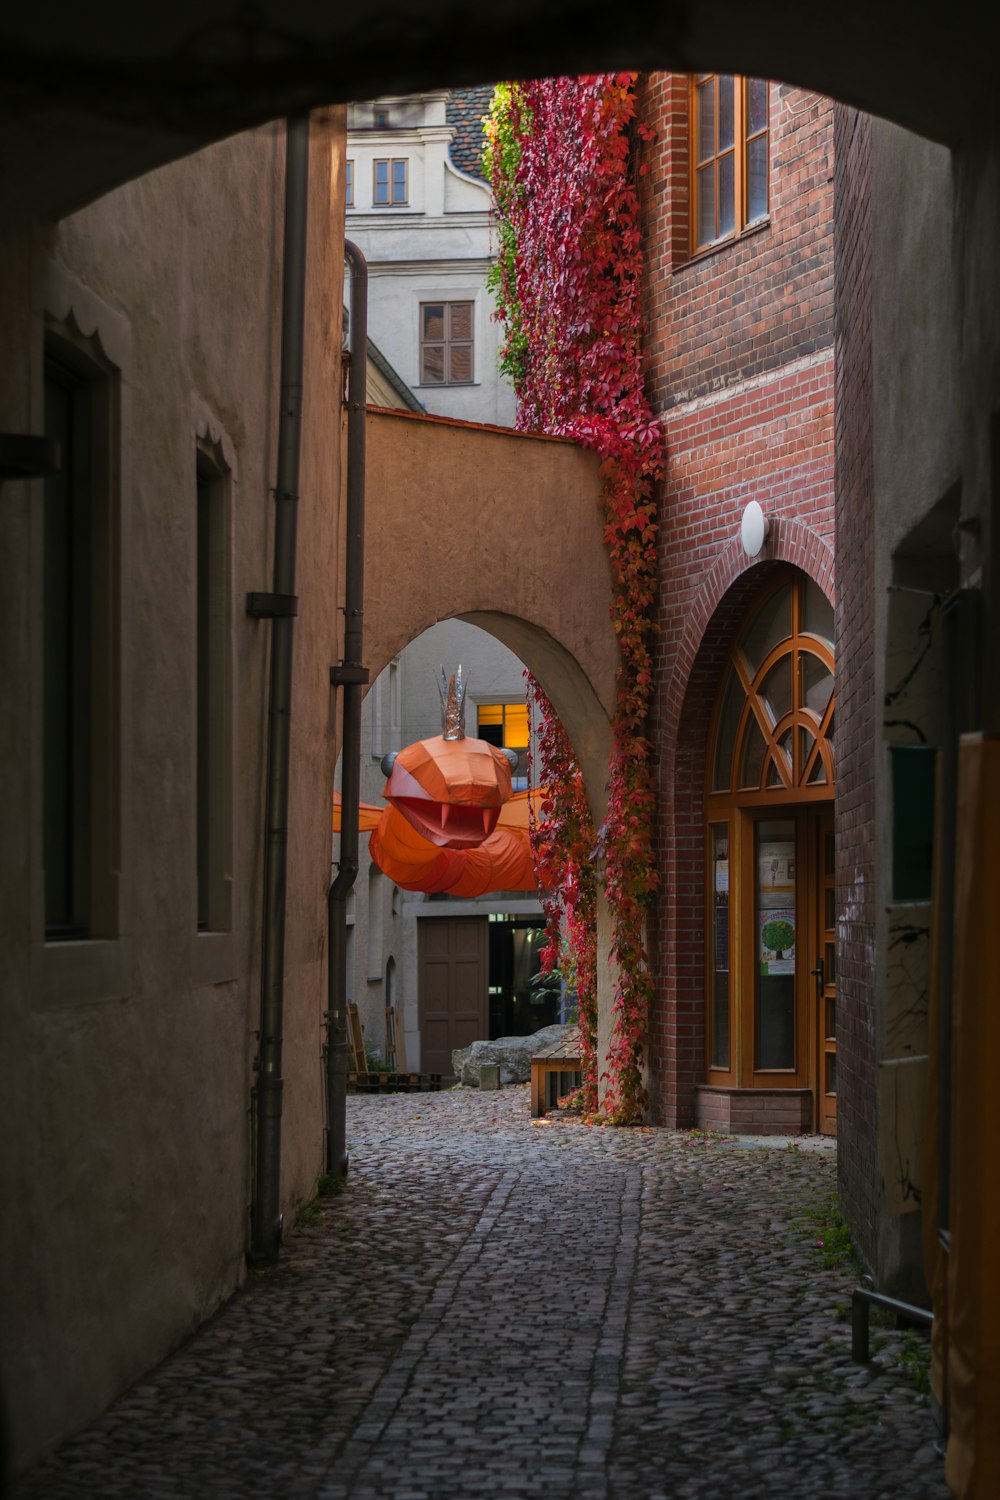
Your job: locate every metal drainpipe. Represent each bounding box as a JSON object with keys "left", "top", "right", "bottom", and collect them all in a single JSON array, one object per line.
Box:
[
  {"left": 326, "top": 241, "right": 368, "bottom": 1177},
  {"left": 249, "top": 113, "right": 311, "bottom": 1265}
]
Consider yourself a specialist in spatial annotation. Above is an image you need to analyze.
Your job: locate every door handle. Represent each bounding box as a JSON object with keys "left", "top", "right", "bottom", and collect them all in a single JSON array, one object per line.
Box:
[{"left": 810, "top": 958, "right": 825, "bottom": 995}]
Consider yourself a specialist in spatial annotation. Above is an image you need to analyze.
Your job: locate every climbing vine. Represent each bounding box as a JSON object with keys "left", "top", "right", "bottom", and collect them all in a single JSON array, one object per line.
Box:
[
  {"left": 486, "top": 74, "right": 663, "bottom": 1124},
  {"left": 527, "top": 677, "right": 599, "bottom": 1114}
]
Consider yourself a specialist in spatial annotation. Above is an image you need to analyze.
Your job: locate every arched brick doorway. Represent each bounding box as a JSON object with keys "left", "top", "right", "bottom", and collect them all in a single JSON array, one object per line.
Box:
[{"left": 650, "top": 540, "right": 836, "bottom": 1132}]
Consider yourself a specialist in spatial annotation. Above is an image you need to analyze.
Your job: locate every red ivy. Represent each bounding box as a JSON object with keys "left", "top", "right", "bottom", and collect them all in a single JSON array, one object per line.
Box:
[
  {"left": 527, "top": 677, "right": 599, "bottom": 1113},
  {"left": 488, "top": 75, "right": 663, "bottom": 1124}
]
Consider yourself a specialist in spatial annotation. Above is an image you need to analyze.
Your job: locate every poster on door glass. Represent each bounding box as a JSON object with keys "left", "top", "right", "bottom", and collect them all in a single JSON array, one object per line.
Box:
[
  {"left": 760, "top": 905, "right": 796, "bottom": 975},
  {"left": 758, "top": 841, "right": 795, "bottom": 895}
]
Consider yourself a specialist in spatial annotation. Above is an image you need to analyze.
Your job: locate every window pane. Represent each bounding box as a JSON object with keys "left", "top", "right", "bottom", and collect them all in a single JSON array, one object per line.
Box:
[
  {"left": 345, "top": 160, "right": 354, "bottom": 206},
  {"left": 374, "top": 161, "right": 389, "bottom": 203},
  {"left": 449, "top": 343, "right": 473, "bottom": 383},
  {"left": 422, "top": 304, "right": 445, "bottom": 341},
  {"left": 696, "top": 163, "right": 716, "bottom": 247},
  {"left": 756, "top": 818, "right": 796, "bottom": 1070},
  {"left": 421, "top": 345, "right": 445, "bottom": 384},
  {"left": 803, "top": 577, "right": 835, "bottom": 648},
  {"left": 712, "top": 667, "right": 743, "bottom": 790},
  {"left": 197, "top": 469, "right": 211, "bottom": 930},
  {"left": 718, "top": 76, "right": 735, "bottom": 150},
  {"left": 392, "top": 160, "right": 407, "bottom": 202},
  {"left": 741, "top": 583, "right": 791, "bottom": 674},
  {"left": 801, "top": 650, "right": 834, "bottom": 718},
  {"left": 747, "top": 78, "right": 768, "bottom": 137},
  {"left": 503, "top": 703, "right": 529, "bottom": 749},
  {"left": 44, "top": 366, "right": 92, "bottom": 937},
  {"left": 449, "top": 302, "right": 473, "bottom": 341},
  {"left": 760, "top": 655, "right": 792, "bottom": 724},
  {"left": 718, "top": 151, "right": 735, "bottom": 238},
  {"left": 711, "top": 823, "right": 730, "bottom": 1070},
  {"left": 747, "top": 134, "right": 769, "bottom": 222},
  {"left": 740, "top": 714, "right": 766, "bottom": 788},
  {"left": 696, "top": 78, "right": 716, "bottom": 164}
]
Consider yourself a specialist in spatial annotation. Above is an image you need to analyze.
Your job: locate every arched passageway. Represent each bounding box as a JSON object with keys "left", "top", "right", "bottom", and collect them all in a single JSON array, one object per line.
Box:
[{"left": 362, "top": 407, "right": 616, "bottom": 822}]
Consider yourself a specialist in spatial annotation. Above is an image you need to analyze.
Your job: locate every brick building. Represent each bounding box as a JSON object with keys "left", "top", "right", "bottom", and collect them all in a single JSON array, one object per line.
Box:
[{"left": 638, "top": 76, "right": 838, "bottom": 1140}]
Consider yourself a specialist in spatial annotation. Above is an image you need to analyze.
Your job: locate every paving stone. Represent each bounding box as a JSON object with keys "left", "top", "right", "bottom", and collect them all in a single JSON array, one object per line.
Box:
[{"left": 12, "top": 1085, "right": 948, "bottom": 1499}]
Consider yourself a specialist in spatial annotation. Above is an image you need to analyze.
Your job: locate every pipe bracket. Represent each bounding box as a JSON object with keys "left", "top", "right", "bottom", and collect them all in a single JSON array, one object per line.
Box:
[
  {"left": 330, "top": 663, "right": 370, "bottom": 686},
  {"left": 246, "top": 591, "right": 299, "bottom": 618}
]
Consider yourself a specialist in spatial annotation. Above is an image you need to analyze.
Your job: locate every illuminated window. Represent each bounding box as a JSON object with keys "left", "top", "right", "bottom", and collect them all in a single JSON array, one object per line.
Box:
[
  {"left": 478, "top": 702, "right": 529, "bottom": 790},
  {"left": 692, "top": 76, "right": 769, "bottom": 252}
]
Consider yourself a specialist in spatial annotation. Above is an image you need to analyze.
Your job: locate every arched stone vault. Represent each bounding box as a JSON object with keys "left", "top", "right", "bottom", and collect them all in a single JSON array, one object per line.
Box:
[
  {"left": 361, "top": 406, "right": 617, "bottom": 823},
  {"left": 1, "top": 1, "right": 992, "bottom": 220}
]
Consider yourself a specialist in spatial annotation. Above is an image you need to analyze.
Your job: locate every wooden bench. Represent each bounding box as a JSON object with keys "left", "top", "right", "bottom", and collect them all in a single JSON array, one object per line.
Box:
[{"left": 530, "top": 1027, "right": 582, "bottom": 1118}]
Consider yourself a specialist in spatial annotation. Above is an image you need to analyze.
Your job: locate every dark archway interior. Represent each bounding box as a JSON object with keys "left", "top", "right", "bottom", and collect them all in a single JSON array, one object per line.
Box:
[{"left": 1, "top": 2, "right": 995, "bottom": 221}]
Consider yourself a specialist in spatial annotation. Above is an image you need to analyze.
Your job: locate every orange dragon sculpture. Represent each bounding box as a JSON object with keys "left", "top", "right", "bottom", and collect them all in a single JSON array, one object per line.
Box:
[{"left": 368, "top": 666, "right": 540, "bottom": 898}]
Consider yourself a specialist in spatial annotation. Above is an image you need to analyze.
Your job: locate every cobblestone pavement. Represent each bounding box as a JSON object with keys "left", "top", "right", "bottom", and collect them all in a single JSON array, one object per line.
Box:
[{"left": 15, "top": 1085, "right": 948, "bottom": 1499}]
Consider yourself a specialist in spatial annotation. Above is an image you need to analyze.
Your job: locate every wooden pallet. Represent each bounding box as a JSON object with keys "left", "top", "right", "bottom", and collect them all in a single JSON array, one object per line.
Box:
[
  {"left": 384, "top": 1005, "right": 408, "bottom": 1072},
  {"left": 347, "top": 1070, "right": 445, "bottom": 1095}
]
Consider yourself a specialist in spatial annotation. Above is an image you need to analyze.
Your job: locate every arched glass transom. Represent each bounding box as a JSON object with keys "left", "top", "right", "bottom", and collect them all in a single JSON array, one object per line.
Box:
[{"left": 710, "top": 574, "right": 834, "bottom": 799}]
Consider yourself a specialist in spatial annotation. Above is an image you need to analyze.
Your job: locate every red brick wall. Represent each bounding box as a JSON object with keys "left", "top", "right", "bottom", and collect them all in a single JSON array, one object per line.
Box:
[
  {"left": 639, "top": 74, "right": 837, "bottom": 1127},
  {"left": 639, "top": 77, "right": 835, "bottom": 412},
  {"left": 831, "top": 103, "right": 878, "bottom": 1268}
]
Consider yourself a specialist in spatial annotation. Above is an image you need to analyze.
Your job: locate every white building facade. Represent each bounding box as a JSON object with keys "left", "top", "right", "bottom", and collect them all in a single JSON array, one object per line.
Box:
[{"left": 346, "top": 89, "right": 516, "bottom": 428}]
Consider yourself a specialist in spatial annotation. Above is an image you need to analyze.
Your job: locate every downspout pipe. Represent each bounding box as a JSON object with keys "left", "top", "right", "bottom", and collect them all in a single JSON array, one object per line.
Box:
[
  {"left": 249, "top": 113, "right": 311, "bottom": 1265},
  {"left": 326, "top": 241, "right": 368, "bottom": 1177}
]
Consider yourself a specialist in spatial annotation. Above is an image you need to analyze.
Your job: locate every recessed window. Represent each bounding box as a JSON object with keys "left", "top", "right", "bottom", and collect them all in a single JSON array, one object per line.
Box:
[
  {"left": 375, "top": 109, "right": 389, "bottom": 129},
  {"left": 374, "top": 157, "right": 408, "bottom": 205},
  {"left": 196, "top": 447, "right": 233, "bottom": 934},
  {"left": 345, "top": 158, "right": 354, "bottom": 207},
  {"left": 692, "top": 75, "right": 770, "bottom": 252},
  {"left": 43, "top": 340, "right": 120, "bottom": 940},
  {"left": 420, "top": 301, "right": 474, "bottom": 386}
]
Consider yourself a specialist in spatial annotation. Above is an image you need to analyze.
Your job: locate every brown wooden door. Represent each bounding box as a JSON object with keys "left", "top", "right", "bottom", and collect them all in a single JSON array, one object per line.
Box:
[
  {"left": 813, "top": 810, "right": 837, "bottom": 1134},
  {"left": 417, "top": 916, "right": 488, "bottom": 1077}
]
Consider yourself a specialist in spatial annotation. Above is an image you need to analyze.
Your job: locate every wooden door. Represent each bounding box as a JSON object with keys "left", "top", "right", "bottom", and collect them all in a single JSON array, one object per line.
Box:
[
  {"left": 813, "top": 810, "right": 837, "bottom": 1134},
  {"left": 417, "top": 916, "right": 488, "bottom": 1077}
]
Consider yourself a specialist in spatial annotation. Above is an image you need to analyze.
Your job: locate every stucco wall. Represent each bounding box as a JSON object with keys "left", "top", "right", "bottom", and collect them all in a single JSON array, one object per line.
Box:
[
  {"left": 0, "top": 111, "right": 346, "bottom": 1469},
  {"left": 362, "top": 407, "right": 615, "bottom": 823}
]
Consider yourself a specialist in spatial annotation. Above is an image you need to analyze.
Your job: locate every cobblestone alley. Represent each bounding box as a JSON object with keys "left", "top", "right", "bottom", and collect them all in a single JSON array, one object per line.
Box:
[{"left": 14, "top": 1086, "right": 948, "bottom": 1500}]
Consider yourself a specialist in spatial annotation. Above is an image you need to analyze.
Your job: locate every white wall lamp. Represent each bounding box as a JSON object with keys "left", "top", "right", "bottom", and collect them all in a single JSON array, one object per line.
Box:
[{"left": 740, "top": 499, "right": 770, "bottom": 558}]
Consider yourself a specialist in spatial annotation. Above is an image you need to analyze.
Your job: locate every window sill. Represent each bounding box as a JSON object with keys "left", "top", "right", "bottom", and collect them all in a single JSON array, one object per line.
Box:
[
  {"left": 414, "top": 382, "right": 479, "bottom": 390},
  {"left": 677, "top": 215, "right": 771, "bottom": 273},
  {"left": 33, "top": 936, "right": 131, "bottom": 1009},
  {"left": 193, "top": 930, "right": 237, "bottom": 989}
]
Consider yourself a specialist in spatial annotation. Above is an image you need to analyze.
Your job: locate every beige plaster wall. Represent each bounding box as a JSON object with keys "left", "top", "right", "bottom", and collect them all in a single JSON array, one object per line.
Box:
[{"left": 0, "top": 110, "right": 346, "bottom": 1469}]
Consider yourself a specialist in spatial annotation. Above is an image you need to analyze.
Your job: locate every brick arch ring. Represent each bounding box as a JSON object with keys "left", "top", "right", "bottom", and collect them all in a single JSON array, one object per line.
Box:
[{"left": 664, "top": 516, "right": 836, "bottom": 730}]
